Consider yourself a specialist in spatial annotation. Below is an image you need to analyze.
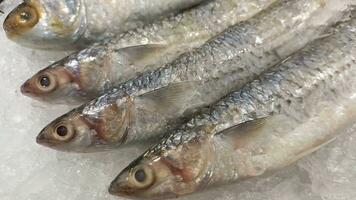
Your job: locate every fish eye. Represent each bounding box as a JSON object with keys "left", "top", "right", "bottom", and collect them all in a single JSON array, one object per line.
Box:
[
  {"left": 39, "top": 76, "right": 51, "bottom": 87},
  {"left": 15, "top": 4, "right": 38, "bottom": 25},
  {"left": 36, "top": 73, "right": 57, "bottom": 92},
  {"left": 130, "top": 166, "right": 155, "bottom": 189},
  {"left": 135, "top": 169, "right": 146, "bottom": 182},
  {"left": 19, "top": 10, "right": 32, "bottom": 22},
  {"left": 56, "top": 126, "right": 68, "bottom": 136},
  {"left": 3, "top": 3, "right": 39, "bottom": 34},
  {"left": 53, "top": 124, "right": 75, "bottom": 141}
]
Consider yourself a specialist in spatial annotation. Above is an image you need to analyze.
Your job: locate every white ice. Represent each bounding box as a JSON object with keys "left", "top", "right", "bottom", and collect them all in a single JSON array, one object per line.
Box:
[{"left": 0, "top": 1, "right": 355, "bottom": 200}]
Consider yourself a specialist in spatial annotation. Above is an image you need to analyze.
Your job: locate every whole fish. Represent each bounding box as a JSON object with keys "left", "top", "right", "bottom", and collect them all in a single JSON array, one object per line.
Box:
[
  {"left": 2, "top": 0, "right": 206, "bottom": 50},
  {"left": 20, "top": 0, "right": 278, "bottom": 104},
  {"left": 36, "top": 0, "right": 347, "bottom": 153},
  {"left": 109, "top": 17, "right": 356, "bottom": 199}
]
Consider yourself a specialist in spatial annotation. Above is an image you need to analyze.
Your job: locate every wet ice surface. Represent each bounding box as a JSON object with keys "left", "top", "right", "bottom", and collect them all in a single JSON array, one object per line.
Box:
[{"left": 0, "top": 1, "right": 356, "bottom": 200}]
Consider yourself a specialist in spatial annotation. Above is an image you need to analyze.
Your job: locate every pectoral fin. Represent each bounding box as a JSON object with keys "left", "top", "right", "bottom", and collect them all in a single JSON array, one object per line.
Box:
[
  {"left": 136, "top": 81, "right": 199, "bottom": 116},
  {"left": 215, "top": 117, "right": 268, "bottom": 149},
  {"left": 217, "top": 117, "right": 268, "bottom": 136},
  {"left": 115, "top": 44, "right": 168, "bottom": 67},
  {"left": 294, "top": 137, "right": 336, "bottom": 161}
]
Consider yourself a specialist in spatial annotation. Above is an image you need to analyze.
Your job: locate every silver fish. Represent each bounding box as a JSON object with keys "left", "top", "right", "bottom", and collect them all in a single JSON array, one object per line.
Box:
[
  {"left": 3, "top": 0, "right": 206, "bottom": 50},
  {"left": 20, "top": 0, "right": 278, "bottom": 104},
  {"left": 109, "top": 16, "right": 356, "bottom": 199},
  {"left": 36, "top": 0, "right": 347, "bottom": 153}
]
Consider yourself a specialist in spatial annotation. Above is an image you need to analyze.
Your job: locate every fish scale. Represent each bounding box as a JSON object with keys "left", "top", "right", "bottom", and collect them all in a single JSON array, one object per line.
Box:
[
  {"left": 103, "top": 0, "right": 326, "bottom": 101},
  {"left": 194, "top": 17, "right": 356, "bottom": 186},
  {"left": 209, "top": 36, "right": 355, "bottom": 132},
  {"left": 37, "top": 0, "right": 351, "bottom": 153},
  {"left": 4, "top": 0, "right": 208, "bottom": 50},
  {"left": 111, "top": 0, "right": 278, "bottom": 49},
  {"left": 108, "top": 15, "right": 356, "bottom": 200},
  {"left": 21, "top": 0, "right": 280, "bottom": 103}
]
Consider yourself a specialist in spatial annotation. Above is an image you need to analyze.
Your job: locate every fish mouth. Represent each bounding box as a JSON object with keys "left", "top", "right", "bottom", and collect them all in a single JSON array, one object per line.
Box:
[
  {"left": 108, "top": 180, "right": 124, "bottom": 196},
  {"left": 20, "top": 80, "right": 32, "bottom": 95},
  {"left": 108, "top": 182, "right": 137, "bottom": 198},
  {"left": 20, "top": 80, "right": 45, "bottom": 100},
  {"left": 36, "top": 133, "right": 51, "bottom": 146},
  {"left": 108, "top": 171, "right": 137, "bottom": 197},
  {"left": 36, "top": 131, "right": 57, "bottom": 147}
]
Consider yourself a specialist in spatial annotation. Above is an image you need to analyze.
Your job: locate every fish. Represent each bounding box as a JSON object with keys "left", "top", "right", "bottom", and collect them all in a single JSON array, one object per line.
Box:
[
  {"left": 35, "top": 0, "right": 349, "bottom": 153},
  {"left": 2, "top": 0, "right": 206, "bottom": 50},
  {"left": 108, "top": 16, "right": 356, "bottom": 199},
  {"left": 20, "top": 0, "right": 279, "bottom": 104}
]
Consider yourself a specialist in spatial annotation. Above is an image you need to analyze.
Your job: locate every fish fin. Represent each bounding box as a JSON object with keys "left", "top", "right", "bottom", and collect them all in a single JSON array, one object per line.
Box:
[
  {"left": 115, "top": 44, "right": 168, "bottom": 67},
  {"left": 216, "top": 117, "right": 268, "bottom": 137},
  {"left": 313, "top": 29, "right": 334, "bottom": 41},
  {"left": 136, "top": 81, "right": 198, "bottom": 115},
  {"left": 215, "top": 117, "right": 268, "bottom": 148},
  {"left": 272, "top": 137, "right": 337, "bottom": 170},
  {"left": 293, "top": 137, "right": 336, "bottom": 162}
]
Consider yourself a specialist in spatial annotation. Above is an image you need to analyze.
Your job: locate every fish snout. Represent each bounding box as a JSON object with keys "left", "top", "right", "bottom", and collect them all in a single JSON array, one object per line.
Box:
[
  {"left": 36, "top": 128, "right": 55, "bottom": 147},
  {"left": 3, "top": 15, "right": 14, "bottom": 34},
  {"left": 108, "top": 180, "right": 121, "bottom": 196},
  {"left": 3, "top": 13, "right": 18, "bottom": 37},
  {"left": 20, "top": 80, "right": 31, "bottom": 95},
  {"left": 109, "top": 171, "right": 134, "bottom": 197},
  {"left": 36, "top": 131, "right": 47, "bottom": 145}
]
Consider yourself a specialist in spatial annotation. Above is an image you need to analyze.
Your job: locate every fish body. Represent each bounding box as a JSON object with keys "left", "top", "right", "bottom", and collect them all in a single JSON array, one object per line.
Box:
[
  {"left": 3, "top": 0, "right": 206, "bottom": 50},
  {"left": 109, "top": 17, "right": 356, "bottom": 199},
  {"left": 21, "top": 0, "right": 279, "bottom": 104},
  {"left": 36, "top": 0, "right": 349, "bottom": 152}
]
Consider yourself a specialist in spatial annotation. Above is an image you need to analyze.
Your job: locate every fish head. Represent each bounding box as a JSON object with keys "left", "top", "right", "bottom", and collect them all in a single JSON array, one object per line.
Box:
[
  {"left": 21, "top": 61, "right": 79, "bottom": 103},
  {"left": 21, "top": 47, "right": 111, "bottom": 104},
  {"left": 36, "top": 109, "right": 93, "bottom": 152},
  {"left": 109, "top": 133, "right": 213, "bottom": 199},
  {"left": 3, "top": 0, "right": 85, "bottom": 50},
  {"left": 36, "top": 97, "right": 133, "bottom": 152}
]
